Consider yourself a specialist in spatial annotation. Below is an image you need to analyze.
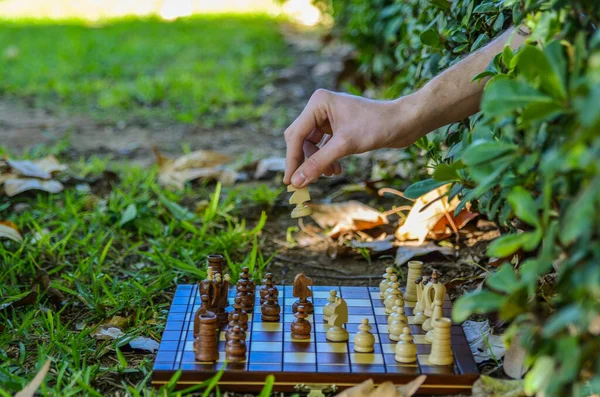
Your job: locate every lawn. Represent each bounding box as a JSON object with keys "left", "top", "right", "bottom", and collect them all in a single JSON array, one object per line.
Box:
[
  {"left": 0, "top": 12, "right": 292, "bottom": 396},
  {"left": 0, "top": 14, "right": 290, "bottom": 125}
]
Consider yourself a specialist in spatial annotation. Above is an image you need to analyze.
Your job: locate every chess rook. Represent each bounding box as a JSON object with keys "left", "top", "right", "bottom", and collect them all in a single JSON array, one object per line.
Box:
[
  {"left": 429, "top": 317, "right": 453, "bottom": 366},
  {"left": 404, "top": 260, "right": 423, "bottom": 302},
  {"left": 193, "top": 309, "right": 219, "bottom": 362}
]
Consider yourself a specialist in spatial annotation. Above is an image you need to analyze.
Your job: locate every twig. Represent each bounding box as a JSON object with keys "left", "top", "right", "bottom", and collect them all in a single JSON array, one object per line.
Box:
[
  {"left": 382, "top": 205, "right": 412, "bottom": 218},
  {"left": 378, "top": 187, "right": 415, "bottom": 201}
]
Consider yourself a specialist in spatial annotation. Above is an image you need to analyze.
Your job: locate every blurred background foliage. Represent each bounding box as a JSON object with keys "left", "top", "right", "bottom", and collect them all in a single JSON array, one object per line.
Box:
[{"left": 316, "top": 0, "right": 599, "bottom": 395}]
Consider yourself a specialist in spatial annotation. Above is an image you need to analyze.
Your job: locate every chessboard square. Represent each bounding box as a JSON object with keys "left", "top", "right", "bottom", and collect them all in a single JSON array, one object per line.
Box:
[
  {"left": 160, "top": 341, "right": 180, "bottom": 351},
  {"left": 248, "top": 363, "right": 282, "bottom": 372},
  {"left": 318, "top": 353, "right": 349, "bottom": 364},
  {"left": 315, "top": 333, "right": 330, "bottom": 343},
  {"left": 381, "top": 343, "right": 396, "bottom": 354},
  {"left": 375, "top": 315, "right": 388, "bottom": 324},
  {"left": 314, "top": 307, "right": 324, "bottom": 315},
  {"left": 187, "top": 322, "right": 194, "bottom": 331},
  {"left": 253, "top": 322, "right": 283, "bottom": 332},
  {"left": 350, "top": 353, "right": 384, "bottom": 365},
  {"left": 340, "top": 291, "right": 369, "bottom": 299},
  {"left": 172, "top": 296, "right": 190, "bottom": 304},
  {"left": 251, "top": 342, "right": 281, "bottom": 352},
  {"left": 283, "top": 341, "right": 315, "bottom": 352},
  {"left": 155, "top": 350, "right": 176, "bottom": 363},
  {"left": 216, "top": 351, "right": 227, "bottom": 363},
  {"left": 347, "top": 315, "right": 375, "bottom": 324},
  {"left": 284, "top": 298, "right": 296, "bottom": 306},
  {"left": 161, "top": 331, "right": 181, "bottom": 341},
  {"left": 186, "top": 332, "right": 195, "bottom": 341},
  {"left": 252, "top": 332, "right": 283, "bottom": 342},
  {"left": 417, "top": 344, "right": 432, "bottom": 354},
  {"left": 318, "top": 364, "right": 351, "bottom": 373},
  {"left": 169, "top": 305, "right": 188, "bottom": 313},
  {"left": 410, "top": 325, "right": 425, "bottom": 335},
  {"left": 352, "top": 364, "right": 386, "bottom": 373},
  {"left": 314, "top": 314, "right": 326, "bottom": 322},
  {"left": 315, "top": 322, "right": 332, "bottom": 333},
  {"left": 369, "top": 291, "right": 381, "bottom": 299},
  {"left": 219, "top": 331, "right": 226, "bottom": 341},
  {"left": 167, "top": 312, "right": 186, "bottom": 322},
  {"left": 313, "top": 290, "right": 335, "bottom": 299},
  {"left": 377, "top": 324, "right": 389, "bottom": 334},
  {"left": 284, "top": 333, "right": 312, "bottom": 343},
  {"left": 349, "top": 342, "right": 382, "bottom": 354},
  {"left": 316, "top": 342, "right": 348, "bottom": 354},
  {"left": 181, "top": 351, "right": 196, "bottom": 363},
  {"left": 404, "top": 307, "right": 414, "bottom": 316},
  {"left": 372, "top": 300, "right": 384, "bottom": 307},
  {"left": 344, "top": 299, "right": 371, "bottom": 307},
  {"left": 374, "top": 307, "right": 386, "bottom": 315},
  {"left": 284, "top": 352, "right": 316, "bottom": 363},
  {"left": 283, "top": 362, "right": 316, "bottom": 372},
  {"left": 413, "top": 334, "right": 427, "bottom": 344},
  {"left": 185, "top": 341, "right": 194, "bottom": 351},
  {"left": 250, "top": 351, "right": 282, "bottom": 364}
]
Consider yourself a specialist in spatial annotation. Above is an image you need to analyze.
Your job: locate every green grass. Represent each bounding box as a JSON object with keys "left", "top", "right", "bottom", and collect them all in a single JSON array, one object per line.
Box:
[
  {"left": 0, "top": 14, "right": 290, "bottom": 125},
  {"left": 0, "top": 146, "right": 284, "bottom": 395}
]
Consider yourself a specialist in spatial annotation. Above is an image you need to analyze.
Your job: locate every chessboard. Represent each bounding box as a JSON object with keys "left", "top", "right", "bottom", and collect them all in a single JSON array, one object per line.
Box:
[{"left": 152, "top": 284, "right": 478, "bottom": 394}]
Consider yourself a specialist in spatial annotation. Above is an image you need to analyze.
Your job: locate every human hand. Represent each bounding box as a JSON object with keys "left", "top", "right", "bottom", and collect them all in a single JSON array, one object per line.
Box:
[{"left": 283, "top": 89, "right": 423, "bottom": 188}]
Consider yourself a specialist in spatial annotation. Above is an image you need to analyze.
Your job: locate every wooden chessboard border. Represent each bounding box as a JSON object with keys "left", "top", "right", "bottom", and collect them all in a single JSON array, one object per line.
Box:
[{"left": 152, "top": 284, "right": 478, "bottom": 394}]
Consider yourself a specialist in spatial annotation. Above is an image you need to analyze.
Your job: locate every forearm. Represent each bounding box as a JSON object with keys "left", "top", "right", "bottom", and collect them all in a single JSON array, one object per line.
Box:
[{"left": 407, "top": 27, "right": 528, "bottom": 137}]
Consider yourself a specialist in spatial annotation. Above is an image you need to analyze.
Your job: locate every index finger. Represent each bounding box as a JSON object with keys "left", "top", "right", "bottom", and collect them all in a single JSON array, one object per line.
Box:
[{"left": 283, "top": 90, "right": 330, "bottom": 185}]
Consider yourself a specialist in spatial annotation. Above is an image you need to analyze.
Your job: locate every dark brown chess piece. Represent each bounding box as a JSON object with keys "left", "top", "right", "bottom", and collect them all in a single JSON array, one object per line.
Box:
[
  {"left": 292, "top": 272, "right": 314, "bottom": 314},
  {"left": 239, "top": 266, "right": 256, "bottom": 295},
  {"left": 260, "top": 273, "right": 278, "bottom": 305},
  {"left": 236, "top": 279, "right": 254, "bottom": 313},
  {"left": 290, "top": 304, "right": 311, "bottom": 339},
  {"left": 226, "top": 313, "right": 244, "bottom": 339},
  {"left": 193, "top": 299, "right": 219, "bottom": 362},
  {"left": 228, "top": 296, "right": 248, "bottom": 330},
  {"left": 207, "top": 254, "right": 224, "bottom": 275},
  {"left": 261, "top": 287, "right": 281, "bottom": 322},
  {"left": 193, "top": 294, "right": 211, "bottom": 337},
  {"left": 225, "top": 325, "right": 247, "bottom": 362},
  {"left": 214, "top": 273, "right": 230, "bottom": 327}
]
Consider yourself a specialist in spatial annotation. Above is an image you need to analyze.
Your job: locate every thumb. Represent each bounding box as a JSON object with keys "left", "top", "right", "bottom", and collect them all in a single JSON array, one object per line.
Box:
[{"left": 291, "top": 135, "right": 348, "bottom": 187}]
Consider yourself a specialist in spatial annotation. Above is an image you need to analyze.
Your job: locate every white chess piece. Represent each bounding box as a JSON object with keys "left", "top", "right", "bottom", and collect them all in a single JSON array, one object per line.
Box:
[
  {"left": 379, "top": 267, "right": 394, "bottom": 299},
  {"left": 353, "top": 318, "right": 375, "bottom": 352},
  {"left": 395, "top": 327, "right": 417, "bottom": 363},
  {"left": 384, "top": 281, "right": 402, "bottom": 314},
  {"left": 323, "top": 290, "right": 337, "bottom": 323}
]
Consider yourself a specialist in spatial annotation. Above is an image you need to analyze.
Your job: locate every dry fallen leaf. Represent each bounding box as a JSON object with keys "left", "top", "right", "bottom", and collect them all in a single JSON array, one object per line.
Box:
[
  {"left": 463, "top": 320, "right": 506, "bottom": 364},
  {"left": 128, "top": 336, "right": 160, "bottom": 353},
  {"left": 309, "top": 200, "right": 388, "bottom": 238},
  {"left": 0, "top": 220, "right": 23, "bottom": 242},
  {"left": 430, "top": 209, "right": 479, "bottom": 240},
  {"left": 153, "top": 147, "right": 237, "bottom": 189},
  {"left": 334, "top": 375, "right": 426, "bottom": 397},
  {"left": 93, "top": 326, "right": 125, "bottom": 340},
  {"left": 503, "top": 335, "right": 528, "bottom": 379},
  {"left": 254, "top": 157, "right": 286, "bottom": 179},
  {"left": 350, "top": 236, "right": 395, "bottom": 253},
  {"left": 395, "top": 184, "right": 459, "bottom": 243},
  {"left": 6, "top": 155, "right": 67, "bottom": 179},
  {"left": 4, "top": 178, "right": 64, "bottom": 197},
  {"left": 395, "top": 241, "right": 454, "bottom": 266},
  {"left": 15, "top": 359, "right": 51, "bottom": 397}
]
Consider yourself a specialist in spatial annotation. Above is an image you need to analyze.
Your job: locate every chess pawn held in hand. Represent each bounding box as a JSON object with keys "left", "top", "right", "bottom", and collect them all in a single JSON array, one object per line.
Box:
[
  {"left": 326, "top": 297, "right": 349, "bottom": 342},
  {"left": 404, "top": 260, "right": 423, "bottom": 302},
  {"left": 322, "top": 290, "right": 338, "bottom": 323},
  {"left": 290, "top": 304, "right": 311, "bottom": 340},
  {"left": 379, "top": 267, "right": 394, "bottom": 299},
  {"left": 353, "top": 318, "right": 375, "bottom": 353},
  {"left": 429, "top": 317, "right": 453, "bottom": 366},
  {"left": 225, "top": 325, "right": 247, "bottom": 362},
  {"left": 287, "top": 185, "right": 312, "bottom": 218},
  {"left": 395, "top": 327, "right": 417, "bottom": 363},
  {"left": 261, "top": 287, "right": 281, "bottom": 322}
]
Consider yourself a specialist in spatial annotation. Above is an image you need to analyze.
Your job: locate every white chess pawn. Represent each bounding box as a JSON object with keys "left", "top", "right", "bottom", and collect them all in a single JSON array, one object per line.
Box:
[
  {"left": 425, "top": 299, "right": 444, "bottom": 343},
  {"left": 323, "top": 290, "right": 337, "bottom": 323},
  {"left": 388, "top": 300, "right": 407, "bottom": 327},
  {"left": 388, "top": 305, "right": 408, "bottom": 341},
  {"left": 395, "top": 327, "right": 417, "bottom": 363},
  {"left": 384, "top": 281, "right": 402, "bottom": 314},
  {"left": 353, "top": 318, "right": 375, "bottom": 353},
  {"left": 379, "top": 267, "right": 394, "bottom": 299}
]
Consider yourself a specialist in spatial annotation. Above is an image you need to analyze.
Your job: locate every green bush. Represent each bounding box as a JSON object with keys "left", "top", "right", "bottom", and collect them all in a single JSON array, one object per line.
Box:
[{"left": 319, "top": 0, "right": 600, "bottom": 395}]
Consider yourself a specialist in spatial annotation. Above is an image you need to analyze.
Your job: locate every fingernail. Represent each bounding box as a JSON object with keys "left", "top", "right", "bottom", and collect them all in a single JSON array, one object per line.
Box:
[{"left": 291, "top": 171, "right": 306, "bottom": 187}]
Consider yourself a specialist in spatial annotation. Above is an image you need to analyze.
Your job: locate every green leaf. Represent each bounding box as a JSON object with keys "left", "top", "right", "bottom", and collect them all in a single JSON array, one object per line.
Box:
[
  {"left": 403, "top": 179, "right": 448, "bottom": 199},
  {"left": 420, "top": 29, "right": 441, "bottom": 47},
  {"left": 500, "top": 287, "right": 528, "bottom": 320},
  {"left": 452, "top": 290, "right": 505, "bottom": 323},
  {"left": 258, "top": 375, "right": 275, "bottom": 397},
  {"left": 524, "top": 356, "right": 555, "bottom": 395},
  {"left": 462, "top": 140, "right": 518, "bottom": 166},
  {"left": 160, "top": 196, "right": 195, "bottom": 221},
  {"left": 433, "top": 163, "right": 459, "bottom": 181},
  {"left": 512, "top": 44, "right": 566, "bottom": 100},
  {"left": 487, "top": 233, "right": 530, "bottom": 257},
  {"left": 119, "top": 204, "right": 137, "bottom": 227},
  {"left": 542, "top": 306, "right": 584, "bottom": 337},
  {"left": 507, "top": 186, "right": 540, "bottom": 227},
  {"left": 520, "top": 101, "right": 564, "bottom": 124},
  {"left": 492, "top": 12, "right": 505, "bottom": 31},
  {"left": 428, "top": 0, "right": 451, "bottom": 11},
  {"left": 502, "top": 45, "right": 513, "bottom": 67},
  {"left": 471, "top": 33, "right": 490, "bottom": 52},
  {"left": 482, "top": 75, "right": 555, "bottom": 116},
  {"left": 561, "top": 176, "right": 600, "bottom": 244},
  {"left": 486, "top": 263, "right": 519, "bottom": 293}
]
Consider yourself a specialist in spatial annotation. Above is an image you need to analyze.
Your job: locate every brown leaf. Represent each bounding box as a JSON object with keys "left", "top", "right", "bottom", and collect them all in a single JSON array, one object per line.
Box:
[
  {"left": 395, "top": 184, "right": 459, "bottom": 243},
  {"left": 4, "top": 178, "right": 64, "bottom": 196},
  {"left": 503, "top": 335, "right": 528, "bottom": 379},
  {"left": 309, "top": 200, "right": 388, "bottom": 238},
  {"left": 430, "top": 209, "right": 479, "bottom": 240},
  {"left": 254, "top": 157, "right": 286, "bottom": 179},
  {"left": 395, "top": 241, "right": 454, "bottom": 266},
  {"left": 0, "top": 220, "right": 23, "bottom": 242},
  {"left": 15, "top": 359, "right": 52, "bottom": 397},
  {"left": 7, "top": 155, "right": 66, "bottom": 179},
  {"left": 153, "top": 147, "right": 236, "bottom": 190}
]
